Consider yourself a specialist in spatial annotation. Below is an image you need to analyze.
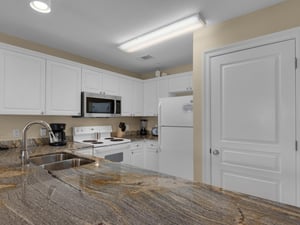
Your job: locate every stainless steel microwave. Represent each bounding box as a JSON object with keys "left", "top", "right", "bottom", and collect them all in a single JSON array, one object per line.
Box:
[{"left": 81, "top": 92, "right": 121, "bottom": 117}]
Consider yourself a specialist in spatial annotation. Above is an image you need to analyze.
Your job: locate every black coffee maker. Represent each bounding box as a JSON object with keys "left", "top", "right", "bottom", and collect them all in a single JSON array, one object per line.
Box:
[
  {"left": 49, "top": 123, "right": 66, "bottom": 146},
  {"left": 140, "top": 119, "right": 148, "bottom": 136}
]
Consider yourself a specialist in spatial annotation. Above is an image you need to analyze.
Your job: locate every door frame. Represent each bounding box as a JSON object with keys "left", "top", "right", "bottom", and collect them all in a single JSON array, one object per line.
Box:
[{"left": 202, "top": 27, "right": 300, "bottom": 195}]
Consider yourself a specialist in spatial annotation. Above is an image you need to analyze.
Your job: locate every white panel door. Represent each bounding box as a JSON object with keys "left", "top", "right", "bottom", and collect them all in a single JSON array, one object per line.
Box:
[{"left": 210, "top": 40, "right": 296, "bottom": 205}]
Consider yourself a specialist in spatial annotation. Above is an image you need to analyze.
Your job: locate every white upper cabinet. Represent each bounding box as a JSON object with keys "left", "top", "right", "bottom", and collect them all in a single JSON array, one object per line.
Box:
[
  {"left": 46, "top": 60, "right": 81, "bottom": 116},
  {"left": 82, "top": 67, "right": 120, "bottom": 96},
  {"left": 102, "top": 73, "right": 119, "bottom": 95},
  {"left": 158, "top": 76, "right": 169, "bottom": 98},
  {"left": 119, "top": 77, "right": 134, "bottom": 116},
  {"left": 0, "top": 42, "right": 192, "bottom": 117},
  {"left": 119, "top": 77, "right": 144, "bottom": 117},
  {"left": 0, "top": 49, "right": 46, "bottom": 115},
  {"left": 143, "top": 78, "right": 158, "bottom": 116},
  {"left": 82, "top": 68, "right": 102, "bottom": 93},
  {"left": 133, "top": 80, "right": 144, "bottom": 116},
  {"left": 168, "top": 72, "right": 192, "bottom": 93}
]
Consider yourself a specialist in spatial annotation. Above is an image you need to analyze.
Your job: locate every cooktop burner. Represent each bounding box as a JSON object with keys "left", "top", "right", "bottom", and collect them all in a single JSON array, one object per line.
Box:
[
  {"left": 83, "top": 140, "right": 97, "bottom": 143},
  {"left": 92, "top": 141, "right": 104, "bottom": 144},
  {"left": 110, "top": 138, "right": 124, "bottom": 142},
  {"left": 82, "top": 140, "right": 104, "bottom": 144}
]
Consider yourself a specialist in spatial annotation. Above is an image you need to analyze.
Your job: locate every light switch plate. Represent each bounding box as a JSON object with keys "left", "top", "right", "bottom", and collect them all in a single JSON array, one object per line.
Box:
[
  {"left": 40, "top": 128, "right": 47, "bottom": 137},
  {"left": 12, "top": 129, "right": 20, "bottom": 138}
]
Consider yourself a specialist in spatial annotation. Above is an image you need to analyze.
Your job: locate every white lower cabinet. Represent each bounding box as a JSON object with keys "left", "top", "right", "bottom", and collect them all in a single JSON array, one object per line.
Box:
[
  {"left": 129, "top": 142, "right": 145, "bottom": 168},
  {"left": 144, "top": 141, "right": 159, "bottom": 171},
  {"left": 127, "top": 140, "right": 159, "bottom": 171}
]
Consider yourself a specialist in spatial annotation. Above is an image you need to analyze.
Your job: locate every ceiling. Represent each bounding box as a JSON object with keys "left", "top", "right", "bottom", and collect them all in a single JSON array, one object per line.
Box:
[{"left": 0, "top": 0, "right": 284, "bottom": 75}]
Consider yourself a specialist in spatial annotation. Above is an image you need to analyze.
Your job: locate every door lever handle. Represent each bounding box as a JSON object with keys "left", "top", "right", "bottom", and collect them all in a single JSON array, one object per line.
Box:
[{"left": 212, "top": 149, "right": 220, "bottom": 155}]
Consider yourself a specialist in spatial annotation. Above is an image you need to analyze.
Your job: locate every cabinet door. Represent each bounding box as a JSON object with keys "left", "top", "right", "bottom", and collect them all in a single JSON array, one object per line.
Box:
[
  {"left": 133, "top": 80, "right": 144, "bottom": 116},
  {"left": 82, "top": 68, "right": 102, "bottom": 93},
  {"left": 119, "top": 77, "right": 134, "bottom": 116},
  {"left": 131, "top": 149, "right": 145, "bottom": 168},
  {"left": 168, "top": 72, "right": 192, "bottom": 93},
  {"left": 0, "top": 50, "right": 45, "bottom": 115},
  {"left": 129, "top": 142, "right": 144, "bottom": 168},
  {"left": 143, "top": 78, "right": 158, "bottom": 116},
  {"left": 158, "top": 77, "right": 169, "bottom": 98},
  {"left": 46, "top": 60, "right": 81, "bottom": 115},
  {"left": 102, "top": 73, "right": 119, "bottom": 95},
  {"left": 144, "top": 141, "right": 159, "bottom": 171}
]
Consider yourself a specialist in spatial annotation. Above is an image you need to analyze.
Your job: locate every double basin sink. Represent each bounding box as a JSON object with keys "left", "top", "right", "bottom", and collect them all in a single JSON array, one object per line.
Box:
[{"left": 30, "top": 152, "right": 95, "bottom": 171}]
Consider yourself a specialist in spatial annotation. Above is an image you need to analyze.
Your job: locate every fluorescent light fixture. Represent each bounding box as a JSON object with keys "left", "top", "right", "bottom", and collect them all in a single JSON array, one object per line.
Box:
[
  {"left": 30, "top": 0, "right": 51, "bottom": 14},
  {"left": 119, "top": 13, "right": 205, "bottom": 53}
]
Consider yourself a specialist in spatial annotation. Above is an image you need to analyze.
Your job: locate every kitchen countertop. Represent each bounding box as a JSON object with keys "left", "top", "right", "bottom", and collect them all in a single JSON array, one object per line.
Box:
[
  {"left": 123, "top": 134, "right": 158, "bottom": 142},
  {"left": 0, "top": 144, "right": 300, "bottom": 224}
]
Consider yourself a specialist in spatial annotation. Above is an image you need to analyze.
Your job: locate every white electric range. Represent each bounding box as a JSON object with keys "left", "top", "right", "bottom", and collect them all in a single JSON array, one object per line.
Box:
[{"left": 73, "top": 125, "right": 131, "bottom": 163}]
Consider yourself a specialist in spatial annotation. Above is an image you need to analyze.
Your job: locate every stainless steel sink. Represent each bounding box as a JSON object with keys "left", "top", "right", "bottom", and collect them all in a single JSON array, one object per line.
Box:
[
  {"left": 30, "top": 152, "right": 95, "bottom": 171},
  {"left": 30, "top": 152, "right": 77, "bottom": 165},
  {"left": 42, "top": 158, "right": 95, "bottom": 171}
]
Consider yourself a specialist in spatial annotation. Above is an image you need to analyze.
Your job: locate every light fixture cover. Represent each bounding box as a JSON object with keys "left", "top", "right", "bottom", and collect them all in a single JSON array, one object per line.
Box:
[
  {"left": 30, "top": 0, "right": 51, "bottom": 13},
  {"left": 119, "top": 13, "right": 205, "bottom": 53}
]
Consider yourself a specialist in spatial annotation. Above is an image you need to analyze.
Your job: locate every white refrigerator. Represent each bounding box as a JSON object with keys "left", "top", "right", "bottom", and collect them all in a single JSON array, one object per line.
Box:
[{"left": 158, "top": 96, "right": 193, "bottom": 180}]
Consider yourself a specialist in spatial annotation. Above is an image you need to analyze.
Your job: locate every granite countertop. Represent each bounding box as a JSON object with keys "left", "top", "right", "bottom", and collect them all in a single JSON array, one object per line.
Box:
[
  {"left": 123, "top": 134, "right": 158, "bottom": 142},
  {"left": 0, "top": 144, "right": 300, "bottom": 224}
]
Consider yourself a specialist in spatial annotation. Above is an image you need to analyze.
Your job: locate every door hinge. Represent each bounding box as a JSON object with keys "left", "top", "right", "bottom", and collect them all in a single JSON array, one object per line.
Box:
[
  {"left": 296, "top": 141, "right": 298, "bottom": 151},
  {"left": 295, "top": 57, "right": 298, "bottom": 69},
  {"left": 209, "top": 148, "right": 212, "bottom": 154}
]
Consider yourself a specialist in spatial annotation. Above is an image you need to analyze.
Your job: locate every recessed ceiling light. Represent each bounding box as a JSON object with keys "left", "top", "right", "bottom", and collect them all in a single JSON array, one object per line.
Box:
[
  {"left": 119, "top": 13, "right": 205, "bottom": 53},
  {"left": 30, "top": 0, "right": 51, "bottom": 14}
]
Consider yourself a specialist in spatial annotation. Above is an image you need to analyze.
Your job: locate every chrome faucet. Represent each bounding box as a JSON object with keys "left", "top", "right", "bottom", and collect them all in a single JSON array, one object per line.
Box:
[{"left": 21, "top": 120, "right": 57, "bottom": 166}]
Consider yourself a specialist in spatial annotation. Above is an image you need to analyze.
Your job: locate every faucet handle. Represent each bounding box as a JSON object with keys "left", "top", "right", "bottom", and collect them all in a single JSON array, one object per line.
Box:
[{"left": 49, "top": 131, "right": 58, "bottom": 143}]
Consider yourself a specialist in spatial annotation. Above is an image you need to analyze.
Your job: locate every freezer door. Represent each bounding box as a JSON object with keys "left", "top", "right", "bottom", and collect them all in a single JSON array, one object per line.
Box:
[
  {"left": 159, "top": 96, "right": 193, "bottom": 127},
  {"left": 159, "top": 126, "right": 193, "bottom": 180}
]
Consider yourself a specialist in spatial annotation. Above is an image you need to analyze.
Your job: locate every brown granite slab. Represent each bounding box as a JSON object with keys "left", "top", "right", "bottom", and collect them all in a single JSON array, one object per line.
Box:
[{"left": 0, "top": 145, "right": 299, "bottom": 224}]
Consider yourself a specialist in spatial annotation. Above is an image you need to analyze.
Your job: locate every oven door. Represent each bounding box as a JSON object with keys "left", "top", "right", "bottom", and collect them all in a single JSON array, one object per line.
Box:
[{"left": 94, "top": 144, "right": 130, "bottom": 163}]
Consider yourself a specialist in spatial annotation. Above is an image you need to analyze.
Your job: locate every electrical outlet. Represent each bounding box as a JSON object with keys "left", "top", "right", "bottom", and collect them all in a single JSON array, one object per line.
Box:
[
  {"left": 40, "top": 128, "right": 47, "bottom": 137},
  {"left": 12, "top": 129, "right": 20, "bottom": 138}
]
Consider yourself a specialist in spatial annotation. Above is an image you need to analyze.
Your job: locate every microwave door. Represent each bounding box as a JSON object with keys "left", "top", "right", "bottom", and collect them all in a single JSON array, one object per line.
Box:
[{"left": 81, "top": 92, "right": 121, "bottom": 117}]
